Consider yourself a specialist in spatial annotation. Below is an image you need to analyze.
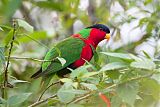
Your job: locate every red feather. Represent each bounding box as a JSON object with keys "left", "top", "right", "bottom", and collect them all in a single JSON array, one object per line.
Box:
[{"left": 72, "top": 29, "right": 106, "bottom": 67}]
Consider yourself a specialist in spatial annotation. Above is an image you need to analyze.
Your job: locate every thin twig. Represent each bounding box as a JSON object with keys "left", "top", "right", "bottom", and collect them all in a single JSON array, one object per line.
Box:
[
  {"left": 5, "top": 56, "right": 57, "bottom": 62},
  {"left": 37, "top": 80, "right": 60, "bottom": 101},
  {"left": 3, "top": 20, "right": 16, "bottom": 87},
  {"left": 28, "top": 94, "right": 57, "bottom": 107},
  {"left": 69, "top": 93, "right": 93, "bottom": 104}
]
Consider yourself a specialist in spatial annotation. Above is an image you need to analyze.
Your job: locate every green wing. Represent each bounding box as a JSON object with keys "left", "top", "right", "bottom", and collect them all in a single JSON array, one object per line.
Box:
[{"left": 42, "top": 37, "right": 84, "bottom": 75}]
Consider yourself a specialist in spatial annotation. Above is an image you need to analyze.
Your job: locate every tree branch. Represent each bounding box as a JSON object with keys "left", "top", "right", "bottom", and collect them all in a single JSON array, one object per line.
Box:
[
  {"left": 3, "top": 20, "right": 16, "bottom": 87},
  {"left": 69, "top": 93, "right": 93, "bottom": 104},
  {"left": 28, "top": 94, "right": 57, "bottom": 107},
  {"left": 5, "top": 56, "right": 57, "bottom": 62},
  {"left": 2, "top": 20, "right": 17, "bottom": 99},
  {"left": 37, "top": 80, "right": 60, "bottom": 101}
]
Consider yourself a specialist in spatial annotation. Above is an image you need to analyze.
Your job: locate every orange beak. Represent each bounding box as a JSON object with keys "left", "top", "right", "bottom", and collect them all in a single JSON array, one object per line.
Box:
[{"left": 105, "top": 33, "right": 110, "bottom": 41}]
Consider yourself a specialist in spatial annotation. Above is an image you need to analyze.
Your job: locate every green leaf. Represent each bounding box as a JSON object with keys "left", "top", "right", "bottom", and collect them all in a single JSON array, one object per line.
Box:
[
  {"left": 34, "top": 1, "right": 64, "bottom": 11},
  {"left": 130, "top": 58, "right": 156, "bottom": 70},
  {"left": 81, "top": 83, "right": 97, "bottom": 91},
  {"left": 140, "top": 78, "right": 160, "bottom": 100},
  {"left": 0, "top": 47, "right": 5, "bottom": 67},
  {"left": 111, "top": 96, "right": 122, "bottom": 107},
  {"left": 0, "top": 25, "right": 12, "bottom": 30},
  {"left": 81, "top": 72, "right": 99, "bottom": 78},
  {"left": 100, "top": 62, "right": 128, "bottom": 72},
  {"left": 144, "top": 0, "right": 152, "bottom": 5},
  {"left": 4, "top": 0, "right": 22, "bottom": 19},
  {"left": 57, "top": 82, "right": 87, "bottom": 103},
  {"left": 60, "top": 78, "right": 72, "bottom": 83},
  {"left": 18, "top": 31, "right": 47, "bottom": 43},
  {"left": 101, "top": 52, "right": 134, "bottom": 61},
  {"left": 70, "top": 65, "right": 90, "bottom": 79},
  {"left": 7, "top": 93, "right": 31, "bottom": 106},
  {"left": 142, "top": 50, "right": 151, "bottom": 59},
  {"left": 17, "top": 19, "right": 33, "bottom": 33},
  {"left": 57, "top": 82, "right": 75, "bottom": 103},
  {"left": 57, "top": 57, "right": 66, "bottom": 66},
  {"left": 116, "top": 81, "right": 139, "bottom": 106},
  {"left": 3, "top": 29, "right": 13, "bottom": 46},
  {"left": 0, "top": 97, "right": 6, "bottom": 104},
  {"left": 0, "top": 27, "right": 4, "bottom": 31},
  {"left": 10, "top": 79, "right": 29, "bottom": 85}
]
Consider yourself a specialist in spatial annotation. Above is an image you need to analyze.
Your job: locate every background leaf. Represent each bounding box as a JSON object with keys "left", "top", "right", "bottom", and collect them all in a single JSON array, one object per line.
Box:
[
  {"left": 116, "top": 81, "right": 139, "bottom": 106},
  {"left": 100, "top": 62, "right": 128, "bottom": 72},
  {"left": 0, "top": 47, "right": 5, "bottom": 67},
  {"left": 7, "top": 93, "right": 31, "bottom": 106},
  {"left": 17, "top": 19, "right": 33, "bottom": 33},
  {"left": 130, "top": 58, "right": 156, "bottom": 70}
]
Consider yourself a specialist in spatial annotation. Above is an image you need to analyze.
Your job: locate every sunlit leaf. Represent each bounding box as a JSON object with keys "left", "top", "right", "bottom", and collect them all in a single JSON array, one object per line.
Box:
[
  {"left": 7, "top": 93, "right": 31, "bottom": 106},
  {"left": 60, "top": 78, "right": 72, "bottom": 83},
  {"left": 81, "top": 83, "right": 97, "bottom": 91},
  {"left": 130, "top": 59, "right": 156, "bottom": 70},
  {"left": 116, "top": 81, "right": 139, "bottom": 106},
  {"left": 100, "top": 62, "right": 128, "bottom": 72},
  {"left": 70, "top": 65, "right": 91, "bottom": 79},
  {"left": 81, "top": 72, "right": 99, "bottom": 78},
  {"left": 18, "top": 31, "right": 48, "bottom": 43},
  {"left": 0, "top": 27, "right": 4, "bottom": 31},
  {"left": 17, "top": 19, "right": 33, "bottom": 33},
  {"left": 101, "top": 52, "right": 134, "bottom": 61},
  {"left": 10, "top": 79, "right": 29, "bottom": 85}
]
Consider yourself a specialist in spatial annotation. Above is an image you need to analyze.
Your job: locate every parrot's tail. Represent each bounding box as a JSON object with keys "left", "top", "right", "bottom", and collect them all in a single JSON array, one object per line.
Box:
[{"left": 31, "top": 68, "right": 43, "bottom": 79}]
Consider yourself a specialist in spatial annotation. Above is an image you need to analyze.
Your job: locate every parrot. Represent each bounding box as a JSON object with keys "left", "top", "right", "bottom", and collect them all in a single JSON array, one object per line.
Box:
[{"left": 31, "top": 24, "right": 110, "bottom": 87}]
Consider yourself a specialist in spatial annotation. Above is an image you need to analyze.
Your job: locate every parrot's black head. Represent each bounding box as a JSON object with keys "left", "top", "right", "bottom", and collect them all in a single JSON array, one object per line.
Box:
[{"left": 87, "top": 24, "right": 110, "bottom": 34}]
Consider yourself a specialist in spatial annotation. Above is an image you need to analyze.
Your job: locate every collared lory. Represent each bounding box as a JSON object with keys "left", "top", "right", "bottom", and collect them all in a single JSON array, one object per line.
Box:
[{"left": 31, "top": 24, "right": 110, "bottom": 86}]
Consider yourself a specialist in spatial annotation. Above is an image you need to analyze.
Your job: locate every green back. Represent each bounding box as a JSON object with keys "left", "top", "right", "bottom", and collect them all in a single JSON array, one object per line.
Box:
[
  {"left": 78, "top": 28, "right": 91, "bottom": 39},
  {"left": 42, "top": 37, "right": 85, "bottom": 75}
]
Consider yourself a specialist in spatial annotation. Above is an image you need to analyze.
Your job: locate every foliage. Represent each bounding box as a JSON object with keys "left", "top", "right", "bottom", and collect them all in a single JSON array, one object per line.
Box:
[{"left": 0, "top": 0, "right": 160, "bottom": 107}]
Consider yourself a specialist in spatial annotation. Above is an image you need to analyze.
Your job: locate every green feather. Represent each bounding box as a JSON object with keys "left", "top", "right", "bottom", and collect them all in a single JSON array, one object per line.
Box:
[
  {"left": 78, "top": 29, "right": 91, "bottom": 38},
  {"left": 42, "top": 37, "right": 85, "bottom": 75}
]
